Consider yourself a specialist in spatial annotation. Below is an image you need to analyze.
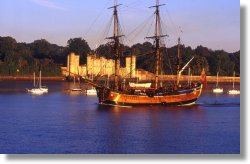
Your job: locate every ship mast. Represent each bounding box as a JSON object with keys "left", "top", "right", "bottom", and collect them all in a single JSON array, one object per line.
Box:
[
  {"left": 107, "top": 0, "right": 123, "bottom": 91},
  {"left": 176, "top": 37, "right": 181, "bottom": 86},
  {"left": 147, "top": 0, "right": 167, "bottom": 89}
]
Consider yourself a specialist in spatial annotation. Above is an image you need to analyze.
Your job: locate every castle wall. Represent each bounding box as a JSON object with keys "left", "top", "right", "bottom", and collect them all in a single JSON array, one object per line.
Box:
[{"left": 62, "top": 53, "right": 136, "bottom": 78}]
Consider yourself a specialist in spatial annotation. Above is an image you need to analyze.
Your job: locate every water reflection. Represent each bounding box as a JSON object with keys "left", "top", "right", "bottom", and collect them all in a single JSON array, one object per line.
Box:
[
  {"left": 96, "top": 103, "right": 204, "bottom": 114},
  {"left": 90, "top": 103, "right": 207, "bottom": 153}
]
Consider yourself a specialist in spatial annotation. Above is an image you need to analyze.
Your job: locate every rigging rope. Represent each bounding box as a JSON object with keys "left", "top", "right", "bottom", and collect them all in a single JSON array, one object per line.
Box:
[
  {"left": 165, "top": 8, "right": 181, "bottom": 37},
  {"left": 94, "top": 15, "right": 114, "bottom": 51},
  {"left": 89, "top": 1, "right": 184, "bottom": 86},
  {"left": 126, "top": 14, "right": 155, "bottom": 43},
  {"left": 84, "top": 0, "right": 110, "bottom": 38}
]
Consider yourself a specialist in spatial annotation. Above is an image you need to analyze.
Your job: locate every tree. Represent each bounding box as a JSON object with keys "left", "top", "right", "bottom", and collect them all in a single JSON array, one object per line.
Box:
[
  {"left": 230, "top": 51, "right": 240, "bottom": 76},
  {"left": 31, "top": 39, "right": 51, "bottom": 59},
  {"left": 0, "top": 36, "right": 17, "bottom": 61},
  {"left": 96, "top": 43, "right": 113, "bottom": 59},
  {"left": 4, "top": 51, "right": 19, "bottom": 75},
  {"left": 67, "top": 38, "right": 91, "bottom": 64},
  {"left": 216, "top": 50, "right": 235, "bottom": 76},
  {"left": 192, "top": 55, "right": 209, "bottom": 75},
  {"left": 131, "top": 42, "right": 154, "bottom": 72}
]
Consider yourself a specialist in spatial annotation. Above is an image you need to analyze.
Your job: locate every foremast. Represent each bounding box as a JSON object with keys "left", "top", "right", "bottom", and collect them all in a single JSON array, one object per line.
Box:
[
  {"left": 146, "top": 0, "right": 168, "bottom": 89},
  {"left": 107, "top": 0, "right": 123, "bottom": 91}
]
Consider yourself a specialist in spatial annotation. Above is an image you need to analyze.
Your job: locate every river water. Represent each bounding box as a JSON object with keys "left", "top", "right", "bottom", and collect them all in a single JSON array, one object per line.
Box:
[{"left": 0, "top": 81, "right": 240, "bottom": 154}]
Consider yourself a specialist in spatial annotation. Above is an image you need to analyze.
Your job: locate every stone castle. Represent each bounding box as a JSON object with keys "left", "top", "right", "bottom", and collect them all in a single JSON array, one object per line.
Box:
[{"left": 61, "top": 52, "right": 136, "bottom": 78}]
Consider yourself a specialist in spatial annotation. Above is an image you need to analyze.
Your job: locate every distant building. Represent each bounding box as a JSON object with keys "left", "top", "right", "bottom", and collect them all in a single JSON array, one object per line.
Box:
[{"left": 61, "top": 52, "right": 136, "bottom": 78}]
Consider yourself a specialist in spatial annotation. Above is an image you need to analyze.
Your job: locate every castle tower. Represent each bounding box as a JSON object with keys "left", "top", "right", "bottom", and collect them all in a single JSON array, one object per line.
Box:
[
  {"left": 126, "top": 54, "right": 136, "bottom": 78},
  {"left": 67, "top": 52, "right": 80, "bottom": 76},
  {"left": 86, "top": 55, "right": 92, "bottom": 76},
  {"left": 131, "top": 55, "right": 136, "bottom": 78}
]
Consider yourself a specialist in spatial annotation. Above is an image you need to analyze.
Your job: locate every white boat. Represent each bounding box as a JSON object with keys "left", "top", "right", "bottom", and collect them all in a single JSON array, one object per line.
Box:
[
  {"left": 71, "top": 88, "right": 82, "bottom": 92},
  {"left": 228, "top": 71, "right": 240, "bottom": 95},
  {"left": 86, "top": 88, "right": 97, "bottom": 95},
  {"left": 228, "top": 89, "right": 240, "bottom": 95},
  {"left": 84, "top": 72, "right": 97, "bottom": 95},
  {"left": 27, "top": 88, "right": 47, "bottom": 94},
  {"left": 27, "top": 71, "right": 48, "bottom": 94},
  {"left": 129, "top": 82, "right": 151, "bottom": 88},
  {"left": 213, "top": 88, "right": 223, "bottom": 93},
  {"left": 213, "top": 72, "right": 223, "bottom": 93}
]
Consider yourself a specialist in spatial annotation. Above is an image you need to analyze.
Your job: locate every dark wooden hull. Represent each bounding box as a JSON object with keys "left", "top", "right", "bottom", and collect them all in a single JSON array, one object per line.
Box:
[{"left": 96, "top": 84, "right": 203, "bottom": 106}]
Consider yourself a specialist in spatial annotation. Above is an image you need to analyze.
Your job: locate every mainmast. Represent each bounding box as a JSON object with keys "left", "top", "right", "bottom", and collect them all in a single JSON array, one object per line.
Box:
[
  {"left": 107, "top": 0, "right": 123, "bottom": 91},
  {"left": 147, "top": 0, "right": 167, "bottom": 89}
]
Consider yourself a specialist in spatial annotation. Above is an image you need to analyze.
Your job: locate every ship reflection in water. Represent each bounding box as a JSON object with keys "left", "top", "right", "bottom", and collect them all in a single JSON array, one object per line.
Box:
[{"left": 0, "top": 81, "right": 240, "bottom": 154}]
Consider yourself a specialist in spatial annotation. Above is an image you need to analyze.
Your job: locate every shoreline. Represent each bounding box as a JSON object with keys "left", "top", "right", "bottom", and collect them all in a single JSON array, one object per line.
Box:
[
  {"left": 0, "top": 75, "right": 240, "bottom": 83},
  {"left": 0, "top": 76, "right": 65, "bottom": 81},
  {"left": 161, "top": 75, "right": 240, "bottom": 83}
]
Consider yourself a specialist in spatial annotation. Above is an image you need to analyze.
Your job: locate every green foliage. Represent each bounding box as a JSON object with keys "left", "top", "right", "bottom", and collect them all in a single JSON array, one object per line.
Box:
[
  {"left": 31, "top": 39, "right": 51, "bottom": 59},
  {"left": 67, "top": 38, "right": 91, "bottom": 64},
  {"left": 130, "top": 42, "right": 155, "bottom": 73},
  {"left": 131, "top": 43, "right": 240, "bottom": 76},
  {"left": 0, "top": 36, "right": 64, "bottom": 76},
  {"left": 96, "top": 43, "right": 113, "bottom": 59},
  {"left": 0, "top": 36, "right": 240, "bottom": 77},
  {"left": 0, "top": 36, "right": 17, "bottom": 61}
]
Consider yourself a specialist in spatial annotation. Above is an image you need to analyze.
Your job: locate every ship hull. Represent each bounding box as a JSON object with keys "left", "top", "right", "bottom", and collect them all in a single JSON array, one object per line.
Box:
[
  {"left": 97, "top": 84, "right": 203, "bottom": 106},
  {"left": 101, "top": 98, "right": 198, "bottom": 106}
]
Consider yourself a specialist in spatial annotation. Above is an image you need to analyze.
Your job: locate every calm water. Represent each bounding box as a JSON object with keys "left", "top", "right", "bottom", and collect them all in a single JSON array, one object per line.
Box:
[{"left": 0, "top": 81, "right": 240, "bottom": 154}]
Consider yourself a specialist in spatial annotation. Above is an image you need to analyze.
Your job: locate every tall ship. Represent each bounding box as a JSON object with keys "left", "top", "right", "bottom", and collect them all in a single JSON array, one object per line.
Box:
[{"left": 84, "top": 0, "right": 203, "bottom": 106}]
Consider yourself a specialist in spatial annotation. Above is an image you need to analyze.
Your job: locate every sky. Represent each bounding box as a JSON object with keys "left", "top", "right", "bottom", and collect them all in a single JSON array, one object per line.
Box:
[{"left": 0, "top": 0, "right": 240, "bottom": 53}]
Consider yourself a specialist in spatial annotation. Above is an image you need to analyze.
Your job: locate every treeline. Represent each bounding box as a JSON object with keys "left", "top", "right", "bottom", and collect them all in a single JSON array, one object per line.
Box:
[
  {"left": 0, "top": 36, "right": 90, "bottom": 76},
  {"left": 144, "top": 43, "right": 240, "bottom": 76},
  {"left": 95, "top": 42, "right": 240, "bottom": 76},
  {"left": 0, "top": 36, "right": 240, "bottom": 77}
]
